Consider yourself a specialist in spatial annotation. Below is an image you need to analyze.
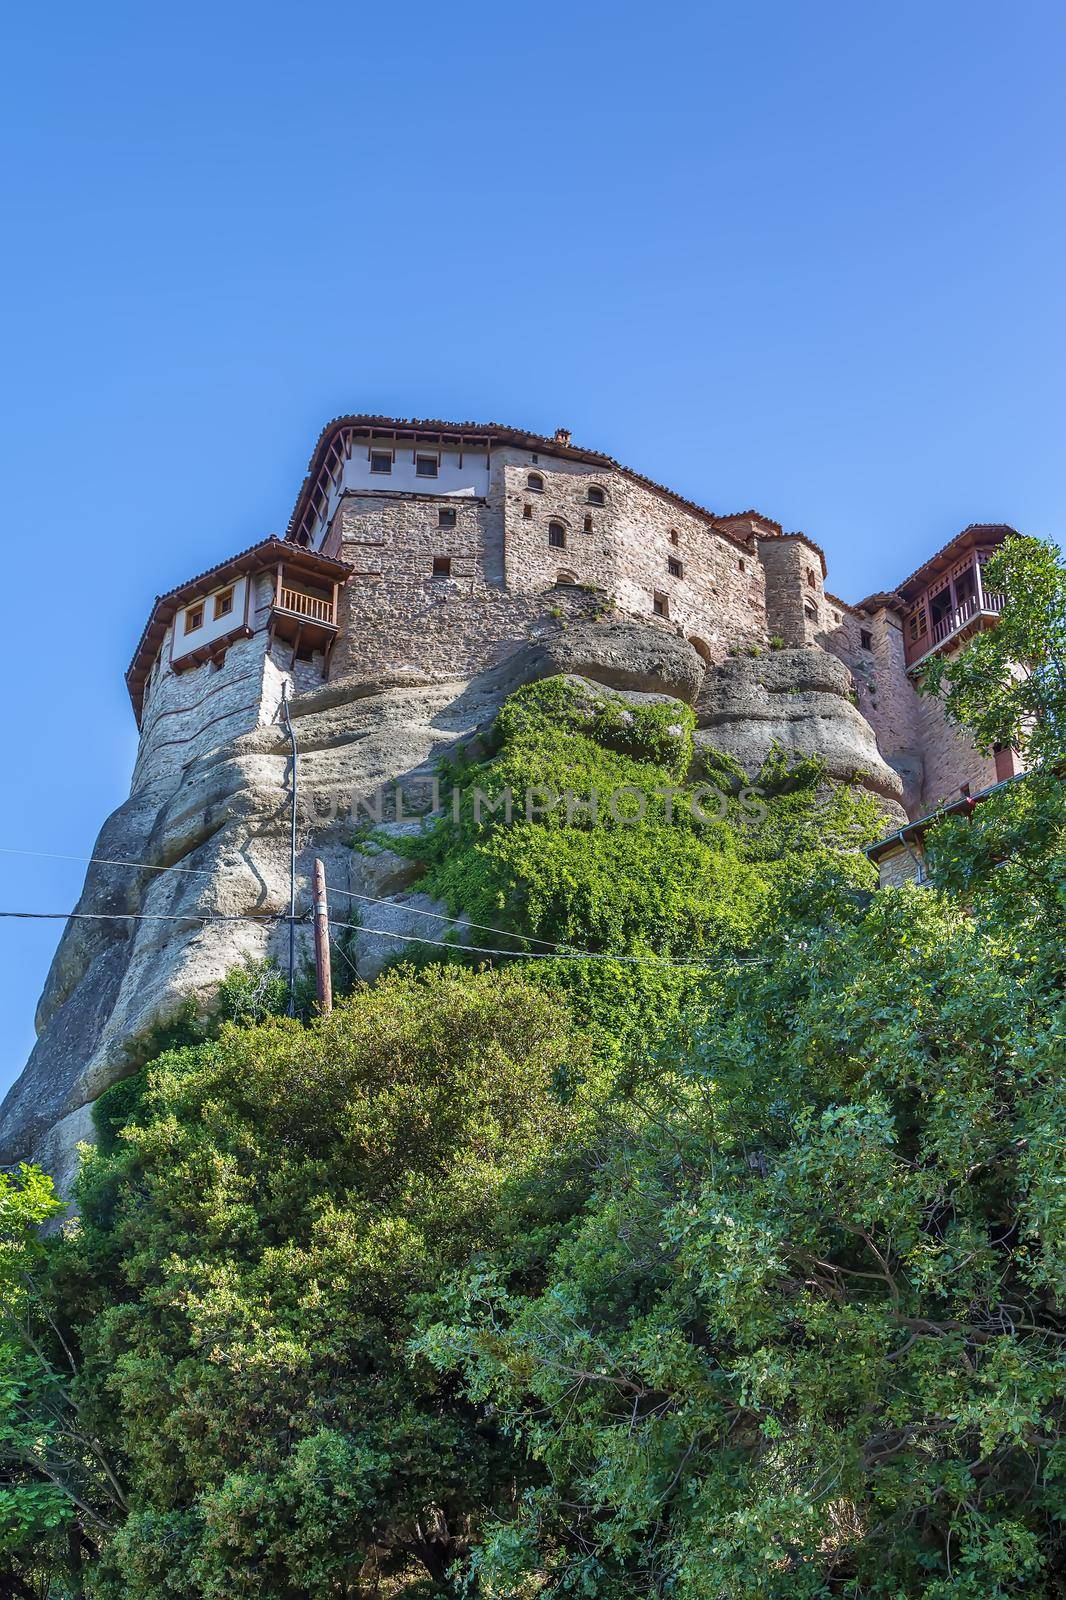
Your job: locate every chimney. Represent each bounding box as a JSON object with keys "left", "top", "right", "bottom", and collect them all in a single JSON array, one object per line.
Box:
[{"left": 554, "top": 427, "right": 571, "bottom": 446}]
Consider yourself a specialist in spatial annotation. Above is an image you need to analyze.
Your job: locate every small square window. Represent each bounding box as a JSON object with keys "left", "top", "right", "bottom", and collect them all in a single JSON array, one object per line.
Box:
[
  {"left": 184, "top": 603, "right": 204, "bottom": 634},
  {"left": 548, "top": 523, "right": 567, "bottom": 549},
  {"left": 370, "top": 451, "right": 392, "bottom": 474},
  {"left": 432, "top": 556, "right": 452, "bottom": 578},
  {"left": 438, "top": 507, "right": 457, "bottom": 529},
  {"left": 213, "top": 587, "right": 234, "bottom": 621},
  {"left": 531, "top": 452, "right": 539, "bottom": 463},
  {"left": 653, "top": 592, "right": 669, "bottom": 618},
  {"left": 668, "top": 556, "right": 683, "bottom": 579},
  {"left": 416, "top": 454, "right": 439, "bottom": 478},
  {"left": 860, "top": 628, "right": 873, "bottom": 651},
  {"left": 523, "top": 503, "right": 533, "bottom": 519}
]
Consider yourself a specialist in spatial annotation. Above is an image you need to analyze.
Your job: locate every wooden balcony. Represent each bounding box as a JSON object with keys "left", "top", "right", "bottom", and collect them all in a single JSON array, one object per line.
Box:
[
  {"left": 277, "top": 585, "right": 336, "bottom": 625},
  {"left": 903, "top": 553, "right": 1004, "bottom": 669},
  {"left": 269, "top": 564, "right": 341, "bottom": 668}
]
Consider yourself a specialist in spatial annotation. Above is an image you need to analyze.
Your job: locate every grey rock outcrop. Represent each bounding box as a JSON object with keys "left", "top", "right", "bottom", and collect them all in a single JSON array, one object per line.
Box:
[
  {"left": 497, "top": 619, "right": 706, "bottom": 705},
  {"left": 1, "top": 630, "right": 903, "bottom": 1199},
  {"left": 694, "top": 647, "right": 907, "bottom": 818},
  {"left": 0, "top": 671, "right": 503, "bottom": 1194}
]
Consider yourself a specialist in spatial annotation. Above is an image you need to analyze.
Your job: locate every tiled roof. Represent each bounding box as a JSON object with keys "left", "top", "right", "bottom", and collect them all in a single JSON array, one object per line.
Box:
[
  {"left": 125, "top": 537, "right": 352, "bottom": 724},
  {"left": 285, "top": 413, "right": 774, "bottom": 553},
  {"left": 893, "top": 524, "right": 1018, "bottom": 601}
]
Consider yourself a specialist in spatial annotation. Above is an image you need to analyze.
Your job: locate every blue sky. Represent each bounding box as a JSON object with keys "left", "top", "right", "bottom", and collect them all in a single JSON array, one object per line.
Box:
[{"left": 1, "top": 0, "right": 1064, "bottom": 1094}]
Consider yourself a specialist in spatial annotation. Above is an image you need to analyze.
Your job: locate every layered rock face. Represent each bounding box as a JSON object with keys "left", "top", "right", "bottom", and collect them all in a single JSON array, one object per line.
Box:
[
  {"left": 0, "top": 625, "right": 902, "bottom": 1196},
  {"left": 695, "top": 648, "right": 908, "bottom": 814}
]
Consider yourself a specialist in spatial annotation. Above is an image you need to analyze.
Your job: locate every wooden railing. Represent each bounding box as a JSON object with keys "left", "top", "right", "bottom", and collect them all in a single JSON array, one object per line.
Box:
[
  {"left": 277, "top": 586, "right": 335, "bottom": 625},
  {"left": 932, "top": 590, "right": 979, "bottom": 644}
]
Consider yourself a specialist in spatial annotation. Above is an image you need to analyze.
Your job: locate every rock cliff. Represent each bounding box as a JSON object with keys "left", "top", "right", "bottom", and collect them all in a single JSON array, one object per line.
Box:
[{"left": 0, "top": 624, "right": 904, "bottom": 1195}]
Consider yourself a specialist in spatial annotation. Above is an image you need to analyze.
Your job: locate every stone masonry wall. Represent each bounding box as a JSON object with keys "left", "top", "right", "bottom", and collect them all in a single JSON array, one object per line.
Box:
[
  {"left": 916, "top": 685, "right": 1000, "bottom": 810},
  {"left": 497, "top": 447, "right": 767, "bottom": 660},
  {"left": 822, "top": 603, "right": 927, "bottom": 816},
  {"left": 757, "top": 535, "right": 829, "bottom": 647}
]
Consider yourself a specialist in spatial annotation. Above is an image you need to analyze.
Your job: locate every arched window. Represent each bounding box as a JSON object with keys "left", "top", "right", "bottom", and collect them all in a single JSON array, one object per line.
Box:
[
  {"left": 527, "top": 472, "right": 544, "bottom": 492},
  {"left": 586, "top": 485, "right": 606, "bottom": 506},
  {"left": 548, "top": 522, "right": 567, "bottom": 549},
  {"left": 556, "top": 570, "right": 577, "bottom": 586}
]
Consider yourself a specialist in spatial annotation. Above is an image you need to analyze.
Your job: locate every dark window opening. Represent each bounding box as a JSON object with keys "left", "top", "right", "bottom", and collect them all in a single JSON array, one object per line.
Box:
[
  {"left": 954, "top": 565, "right": 977, "bottom": 607},
  {"left": 438, "top": 507, "right": 457, "bottom": 529},
  {"left": 548, "top": 522, "right": 567, "bottom": 549},
  {"left": 370, "top": 451, "right": 392, "bottom": 474},
  {"left": 213, "top": 587, "right": 234, "bottom": 620},
  {"left": 527, "top": 472, "right": 544, "bottom": 492},
  {"left": 804, "top": 604, "right": 818, "bottom": 623},
  {"left": 653, "top": 592, "right": 669, "bottom": 618},
  {"left": 807, "top": 568, "right": 817, "bottom": 588},
  {"left": 184, "top": 604, "right": 204, "bottom": 634},
  {"left": 432, "top": 556, "right": 452, "bottom": 578},
  {"left": 416, "top": 454, "right": 439, "bottom": 478},
  {"left": 930, "top": 586, "right": 953, "bottom": 628},
  {"left": 586, "top": 485, "right": 606, "bottom": 506},
  {"left": 670, "top": 529, "right": 680, "bottom": 546},
  {"left": 668, "top": 557, "right": 683, "bottom": 578},
  {"left": 583, "top": 514, "right": 593, "bottom": 532},
  {"left": 523, "top": 503, "right": 533, "bottom": 519},
  {"left": 860, "top": 628, "right": 873, "bottom": 651},
  {"left": 739, "top": 558, "right": 746, "bottom": 573}
]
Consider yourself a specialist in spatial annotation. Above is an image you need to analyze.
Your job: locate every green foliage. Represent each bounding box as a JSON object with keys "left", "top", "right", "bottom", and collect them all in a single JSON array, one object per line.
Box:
[
  {"left": 36, "top": 968, "right": 593, "bottom": 1597},
  {"left": 10, "top": 622, "right": 1063, "bottom": 1599},
  {"left": 92, "top": 959, "right": 318, "bottom": 1155},
  {"left": 0, "top": 1166, "right": 123, "bottom": 1597},
  {"left": 386, "top": 675, "right": 880, "bottom": 1073},
  {"left": 421, "top": 809, "right": 1066, "bottom": 1596}
]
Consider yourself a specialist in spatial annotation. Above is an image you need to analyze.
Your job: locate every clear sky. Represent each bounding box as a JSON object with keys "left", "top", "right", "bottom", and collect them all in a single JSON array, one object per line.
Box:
[{"left": 1, "top": 0, "right": 1064, "bottom": 1096}]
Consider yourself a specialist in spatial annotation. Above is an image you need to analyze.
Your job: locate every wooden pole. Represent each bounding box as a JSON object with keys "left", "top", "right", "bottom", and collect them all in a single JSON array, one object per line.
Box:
[{"left": 312, "top": 858, "right": 333, "bottom": 1015}]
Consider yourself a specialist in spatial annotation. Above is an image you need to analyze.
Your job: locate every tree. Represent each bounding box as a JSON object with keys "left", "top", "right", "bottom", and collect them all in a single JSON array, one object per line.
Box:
[
  {"left": 13, "top": 968, "right": 594, "bottom": 1598},
  {"left": 917, "top": 534, "right": 1066, "bottom": 764},
  {"left": 418, "top": 558, "right": 1066, "bottom": 1596},
  {"left": 0, "top": 1165, "right": 126, "bottom": 1599},
  {"left": 421, "top": 861, "right": 1066, "bottom": 1597}
]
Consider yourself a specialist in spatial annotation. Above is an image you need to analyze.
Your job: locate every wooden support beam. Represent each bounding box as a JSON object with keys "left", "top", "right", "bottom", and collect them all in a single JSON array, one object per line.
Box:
[{"left": 313, "top": 858, "right": 333, "bottom": 1015}]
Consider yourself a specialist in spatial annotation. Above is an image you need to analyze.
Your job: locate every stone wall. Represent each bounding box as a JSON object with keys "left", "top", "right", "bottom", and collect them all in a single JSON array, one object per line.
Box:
[
  {"left": 875, "top": 841, "right": 927, "bottom": 888},
  {"left": 319, "top": 452, "right": 772, "bottom": 685},
  {"left": 915, "top": 685, "right": 1000, "bottom": 809},
  {"left": 497, "top": 449, "right": 766, "bottom": 660},
  {"left": 822, "top": 603, "right": 927, "bottom": 816},
  {"left": 757, "top": 534, "right": 828, "bottom": 647}
]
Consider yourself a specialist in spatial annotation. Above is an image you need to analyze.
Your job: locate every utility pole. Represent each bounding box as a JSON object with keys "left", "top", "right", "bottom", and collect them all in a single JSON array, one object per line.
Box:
[
  {"left": 281, "top": 685, "right": 298, "bottom": 1016},
  {"left": 312, "top": 858, "right": 333, "bottom": 1015}
]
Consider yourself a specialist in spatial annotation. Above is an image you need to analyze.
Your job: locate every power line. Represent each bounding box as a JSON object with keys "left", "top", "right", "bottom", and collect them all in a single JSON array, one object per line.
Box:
[
  {"left": 0, "top": 845, "right": 223, "bottom": 880},
  {"left": 0, "top": 910, "right": 287, "bottom": 925},
  {"left": 324, "top": 881, "right": 569, "bottom": 953},
  {"left": 0, "top": 853, "right": 749, "bottom": 974},
  {"left": 326, "top": 918, "right": 751, "bottom": 972}
]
